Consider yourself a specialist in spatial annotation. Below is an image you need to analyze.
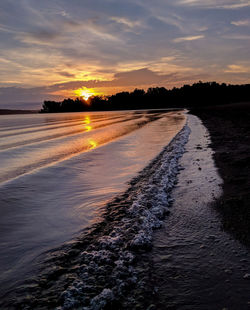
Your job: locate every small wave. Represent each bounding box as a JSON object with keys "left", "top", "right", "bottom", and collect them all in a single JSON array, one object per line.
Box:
[{"left": 8, "top": 125, "right": 190, "bottom": 310}]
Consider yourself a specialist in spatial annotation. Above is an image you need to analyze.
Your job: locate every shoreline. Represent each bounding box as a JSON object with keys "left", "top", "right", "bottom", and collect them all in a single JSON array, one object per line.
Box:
[
  {"left": 1, "top": 105, "right": 250, "bottom": 308},
  {"left": 146, "top": 113, "right": 250, "bottom": 309},
  {"left": 0, "top": 109, "right": 38, "bottom": 115},
  {"left": 192, "top": 102, "right": 250, "bottom": 246}
]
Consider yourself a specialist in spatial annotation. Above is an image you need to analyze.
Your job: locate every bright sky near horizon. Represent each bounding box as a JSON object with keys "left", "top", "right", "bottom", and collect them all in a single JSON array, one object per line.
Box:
[{"left": 0, "top": 0, "right": 250, "bottom": 109}]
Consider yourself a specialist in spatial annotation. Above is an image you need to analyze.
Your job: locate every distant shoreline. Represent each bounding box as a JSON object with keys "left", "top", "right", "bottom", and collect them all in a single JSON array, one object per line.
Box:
[
  {"left": 0, "top": 109, "right": 38, "bottom": 115},
  {"left": 0, "top": 107, "right": 183, "bottom": 115}
]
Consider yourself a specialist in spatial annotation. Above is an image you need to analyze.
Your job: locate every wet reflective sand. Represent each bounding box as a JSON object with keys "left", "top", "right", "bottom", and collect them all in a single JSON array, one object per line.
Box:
[{"left": 148, "top": 115, "right": 250, "bottom": 309}]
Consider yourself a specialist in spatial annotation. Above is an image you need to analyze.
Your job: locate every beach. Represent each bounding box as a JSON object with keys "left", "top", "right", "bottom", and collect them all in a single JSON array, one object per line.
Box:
[
  {"left": 193, "top": 102, "right": 250, "bottom": 246},
  {"left": 1, "top": 106, "right": 250, "bottom": 309},
  {"left": 139, "top": 113, "right": 250, "bottom": 309}
]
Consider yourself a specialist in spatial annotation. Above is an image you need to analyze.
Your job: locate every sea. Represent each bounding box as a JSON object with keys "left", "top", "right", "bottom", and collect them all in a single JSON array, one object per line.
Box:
[{"left": 0, "top": 109, "right": 186, "bottom": 307}]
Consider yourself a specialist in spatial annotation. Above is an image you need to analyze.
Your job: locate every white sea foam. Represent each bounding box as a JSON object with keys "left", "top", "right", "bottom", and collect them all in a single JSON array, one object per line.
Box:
[{"left": 58, "top": 124, "right": 190, "bottom": 309}]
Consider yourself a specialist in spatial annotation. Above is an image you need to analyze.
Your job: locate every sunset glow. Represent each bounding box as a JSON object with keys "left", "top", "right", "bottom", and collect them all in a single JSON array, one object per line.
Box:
[
  {"left": 74, "top": 88, "right": 96, "bottom": 100},
  {"left": 0, "top": 0, "right": 250, "bottom": 111}
]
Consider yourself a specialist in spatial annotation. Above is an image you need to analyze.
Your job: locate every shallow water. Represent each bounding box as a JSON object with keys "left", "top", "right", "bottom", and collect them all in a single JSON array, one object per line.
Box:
[{"left": 0, "top": 110, "right": 185, "bottom": 300}]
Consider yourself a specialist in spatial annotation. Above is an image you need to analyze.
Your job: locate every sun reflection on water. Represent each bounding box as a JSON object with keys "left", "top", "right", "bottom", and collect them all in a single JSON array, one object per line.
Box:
[
  {"left": 82, "top": 116, "right": 92, "bottom": 132},
  {"left": 82, "top": 116, "right": 97, "bottom": 149},
  {"left": 83, "top": 116, "right": 91, "bottom": 124},
  {"left": 88, "top": 139, "right": 97, "bottom": 149}
]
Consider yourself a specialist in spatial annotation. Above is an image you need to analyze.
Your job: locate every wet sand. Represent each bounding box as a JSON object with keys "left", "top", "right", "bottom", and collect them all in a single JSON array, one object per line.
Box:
[
  {"left": 145, "top": 114, "right": 250, "bottom": 310},
  {"left": 193, "top": 102, "right": 250, "bottom": 246}
]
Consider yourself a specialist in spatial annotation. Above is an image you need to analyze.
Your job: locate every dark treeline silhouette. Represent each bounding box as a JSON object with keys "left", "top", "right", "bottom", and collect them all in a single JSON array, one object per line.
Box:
[{"left": 40, "top": 81, "right": 250, "bottom": 113}]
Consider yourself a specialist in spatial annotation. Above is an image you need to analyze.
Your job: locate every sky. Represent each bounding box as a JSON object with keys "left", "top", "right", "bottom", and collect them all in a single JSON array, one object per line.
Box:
[{"left": 0, "top": 0, "right": 250, "bottom": 109}]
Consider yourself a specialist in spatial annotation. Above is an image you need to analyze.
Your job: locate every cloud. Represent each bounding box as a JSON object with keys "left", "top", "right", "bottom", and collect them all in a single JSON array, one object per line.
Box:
[
  {"left": 48, "top": 68, "right": 176, "bottom": 90},
  {"left": 0, "top": 68, "right": 204, "bottom": 108},
  {"left": 231, "top": 19, "right": 250, "bottom": 26},
  {"left": 0, "top": 24, "right": 18, "bottom": 34},
  {"left": 56, "top": 71, "right": 76, "bottom": 78},
  {"left": 0, "top": 86, "right": 55, "bottom": 109},
  {"left": 86, "top": 26, "right": 122, "bottom": 42},
  {"left": 16, "top": 29, "right": 61, "bottom": 46},
  {"left": 1, "top": 0, "right": 250, "bottom": 108},
  {"left": 29, "top": 29, "right": 60, "bottom": 40},
  {"left": 111, "top": 68, "right": 174, "bottom": 86},
  {"left": 173, "top": 35, "right": 204, "bottom": 43},
  {"left": 177, "top": 0, "right": 250, "bottom": 9},
  {"left": 223, "top": 34, "right": 250, "bottom": 40},
  {"left": 225, "top": 64, "right": 250, "bottom": 73},
  {"left": 110, "top": 17, "right": 142, "bottom": 29},
  {"left": 154, "top": 15, "right": 186, "bottom": 32}
]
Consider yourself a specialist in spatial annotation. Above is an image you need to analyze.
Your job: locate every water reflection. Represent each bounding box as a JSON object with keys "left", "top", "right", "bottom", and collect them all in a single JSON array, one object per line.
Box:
[
  {"left": 0, "top": 110, "right": 186, "bottom": 301},
  {"left": 0, "top": 111, "right": 186, "bottom": 185},
  {"left": 83, "top": 116, "right": 92, "bottom": 132},
  {"left": 83, "top": 116, "right": 91, "bottom": 124},
  {"left": 88, "top": 139, "right": 97, "bottom": 149}
]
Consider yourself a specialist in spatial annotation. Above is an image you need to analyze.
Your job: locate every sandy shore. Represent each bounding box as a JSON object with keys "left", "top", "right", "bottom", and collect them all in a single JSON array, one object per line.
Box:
[
  {"left": 192, "top": 102, "right": 250, "bottom": 246},
  {"left": 145, "top": 113, "right": 250, "bottom": 309}
]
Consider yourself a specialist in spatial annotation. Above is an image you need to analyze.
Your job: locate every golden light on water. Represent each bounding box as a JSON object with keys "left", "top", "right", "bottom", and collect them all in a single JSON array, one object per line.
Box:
[
  {"left": 82, "top": 116, "right": 97, "bottom": 149},
  {"left": 74, "top": 87, "right": 96, "bottom": 100},
  {"left": 83, "top": 116, "right": 91, "bottom": 124},
  {"left": 83, "top": 116, "right": 92, "bottom": 131},
  {"left": 88, "top": 139, "right": 97, "bottom": 149}
]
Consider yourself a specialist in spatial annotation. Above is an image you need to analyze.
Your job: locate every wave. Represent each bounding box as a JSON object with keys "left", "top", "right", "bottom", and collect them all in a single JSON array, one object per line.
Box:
[
  {"left": 7, "top": 124, "right": 190, "bottom": 310},
  {"left": 0, "top": 114, "right": 161, "bottom": 184},
  {"left": 0, "top": 115, "right": 141, "bottom": 151}
]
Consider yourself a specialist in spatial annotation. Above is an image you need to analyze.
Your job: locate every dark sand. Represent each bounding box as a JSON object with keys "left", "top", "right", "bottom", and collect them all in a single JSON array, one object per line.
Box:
[{"left": 192, "top": 102, "right": 250, "bottom": 246}]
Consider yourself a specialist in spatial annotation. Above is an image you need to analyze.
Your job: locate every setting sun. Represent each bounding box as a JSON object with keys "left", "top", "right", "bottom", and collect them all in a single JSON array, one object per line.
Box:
[{"left": 74, "top": 87, "right": 96, "bottom": 100}]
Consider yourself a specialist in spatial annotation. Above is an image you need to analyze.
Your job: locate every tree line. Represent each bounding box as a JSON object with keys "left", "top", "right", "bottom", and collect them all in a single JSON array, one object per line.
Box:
[{"left": 40, "top": 81, "right": 250, "bottom": 113}]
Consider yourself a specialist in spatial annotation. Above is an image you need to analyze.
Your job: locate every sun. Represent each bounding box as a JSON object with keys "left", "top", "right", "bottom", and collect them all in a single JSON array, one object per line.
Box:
[{"left": 74, "top": 87, "right": 96, "bottom": 100}]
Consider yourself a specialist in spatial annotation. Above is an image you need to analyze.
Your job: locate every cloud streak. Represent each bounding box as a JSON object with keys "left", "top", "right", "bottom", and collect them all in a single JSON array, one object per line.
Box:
[
  {"left": 110, "top": 17, "right": 143, "bottom": 29},
  {"left": 173, "top": 35, "right": 204, "bottom": 43},
  {"left": 231, "top": 19, "right": 250, "bottom": 26},
  {"left": 177, "top": 0, "right": 250, "bottom": 9},
  {"left": 225, "top": 64, "right": 250, "bottom": 73}
]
